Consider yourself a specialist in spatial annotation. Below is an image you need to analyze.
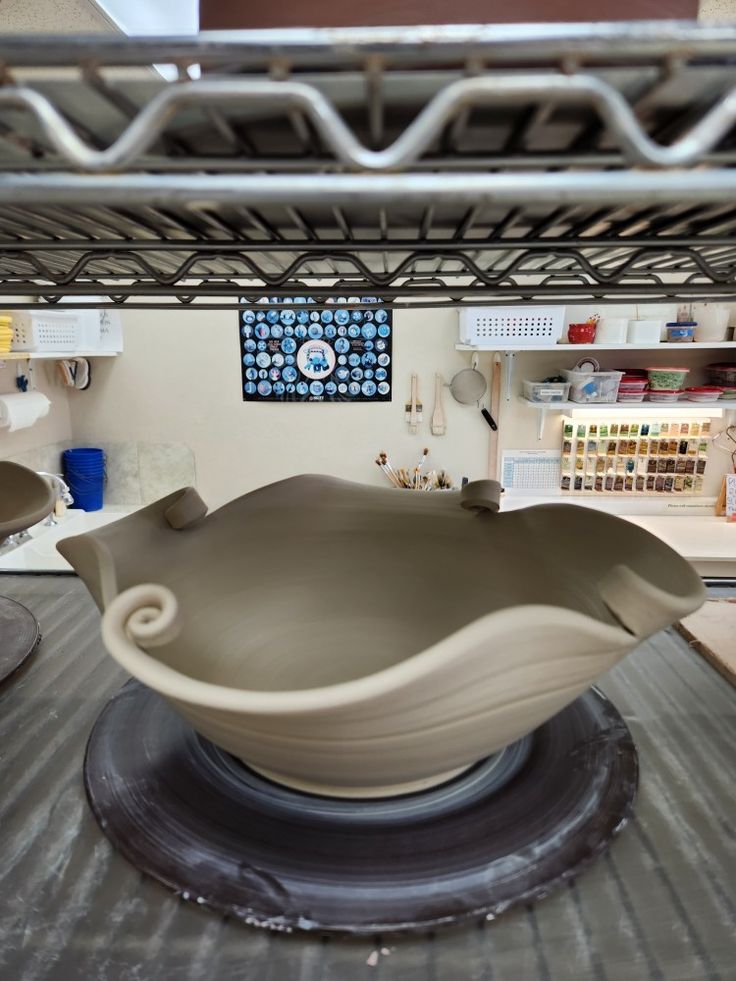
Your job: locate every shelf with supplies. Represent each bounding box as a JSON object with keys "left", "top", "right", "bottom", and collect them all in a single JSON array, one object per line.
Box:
[
  {"left": 0, "top": 351, "right": 120, "bottom": 360},
  {"left": 520, "top": 397, "right": 736, "bottom": 440},
  {"left": 456, "top": 342, "right": 736, "bottom": 352},
  {"left": 455, "top": 340, "right": 736, "bottom": 405}
]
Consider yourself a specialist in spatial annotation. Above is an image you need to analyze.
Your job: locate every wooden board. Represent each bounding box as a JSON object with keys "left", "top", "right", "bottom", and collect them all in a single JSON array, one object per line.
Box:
[
  {"left": 677, "top": 600, "right": 736, "bottom": 687},
  {"left": 487, "top": 355, "right": 501, "bottom": 482}
]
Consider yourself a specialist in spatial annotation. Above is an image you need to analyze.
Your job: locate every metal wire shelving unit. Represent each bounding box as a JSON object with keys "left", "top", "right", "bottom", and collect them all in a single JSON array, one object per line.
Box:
[{"left": 3, "top": 22, "right": 736, "bottom": 309}]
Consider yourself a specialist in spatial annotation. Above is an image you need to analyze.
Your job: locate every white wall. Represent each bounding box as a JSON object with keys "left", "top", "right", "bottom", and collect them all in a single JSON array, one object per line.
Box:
[
  {"left": 0, "top": 359, "right": 73, "bottom": 464},
  {"left": 48, "top": 301, "right": 736, "bottom": 508},
  {"left": 69, "top": 307, "right": 493, "bottom": 509}
]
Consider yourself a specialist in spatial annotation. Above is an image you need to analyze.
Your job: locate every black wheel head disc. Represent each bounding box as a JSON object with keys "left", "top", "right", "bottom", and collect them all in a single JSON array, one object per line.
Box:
[
  {"left": 0, "top": 595, "right": 41, "bottom": 685},
  {"left": 84, "top": 681, "right": 638, "bottom": 935}
]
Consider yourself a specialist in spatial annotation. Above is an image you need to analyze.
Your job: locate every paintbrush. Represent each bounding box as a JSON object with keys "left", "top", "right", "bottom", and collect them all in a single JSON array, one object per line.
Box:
[
  {"left": 405, "top": 374, "right": 422, "bottom": 434},
  {"left": 414, "top": 447, "right": 429, "bottom": 489},
  {"left": 380, "top": 451, "right": 401, "bottom": 486},
  {"left": 376, "top": 459, "right": 400, "bottom": 488}
]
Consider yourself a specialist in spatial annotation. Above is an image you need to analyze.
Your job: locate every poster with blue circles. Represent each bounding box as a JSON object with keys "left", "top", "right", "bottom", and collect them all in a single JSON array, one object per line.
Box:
[{"left": 240, "top": 297, "right": 392, "bottom": 403}]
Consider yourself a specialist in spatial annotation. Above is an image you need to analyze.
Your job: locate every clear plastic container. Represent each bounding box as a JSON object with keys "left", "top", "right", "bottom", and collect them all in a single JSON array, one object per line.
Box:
[
  {"left": 665, "top": 324, "right": 696, "bottom": 343},
  {"left": 522, "top": 380, "right": 571, "bottom": 403},
  {"left": 562, "top": 369, "right": 623, "bottom": 403},
  {"left": 706, "top": 363, "right": 736, "bottom": 387},
  {"left": 627, "top": 319, "right": 662, "bottom": 343},
  {"left": 647, "top": 366, "right": 690, "bottom": 390},
  {"left": 617, "top": 391, "right": 646, "bottom": 403},
  {"left": 647, "top": 390, "right": 681, "bottom": 402},
  {"left": 684, "top": 387, "right": 723, "bottom": 403}
]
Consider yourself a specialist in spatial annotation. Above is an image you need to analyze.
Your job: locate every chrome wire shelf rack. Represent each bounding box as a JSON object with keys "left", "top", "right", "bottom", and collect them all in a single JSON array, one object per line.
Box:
[{"left": 3, "top": 22, "right": 736, "bottom": 308}]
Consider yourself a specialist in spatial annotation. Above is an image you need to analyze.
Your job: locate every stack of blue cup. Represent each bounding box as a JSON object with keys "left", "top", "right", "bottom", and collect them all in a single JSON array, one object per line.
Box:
[{"left": 62, "top": 447, "right": 105, "bottom": 512}]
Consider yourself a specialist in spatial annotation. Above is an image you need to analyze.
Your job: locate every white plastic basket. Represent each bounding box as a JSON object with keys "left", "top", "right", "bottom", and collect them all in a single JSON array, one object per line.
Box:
[
  {"left": 6, "top": 307, "right": 123, "bottom": 353},
  {"left": 458, "top": 306, "right": 565, "bottom": 347},
  {"left": 9, "top": 311, "right": 84, "bottom": 351}
]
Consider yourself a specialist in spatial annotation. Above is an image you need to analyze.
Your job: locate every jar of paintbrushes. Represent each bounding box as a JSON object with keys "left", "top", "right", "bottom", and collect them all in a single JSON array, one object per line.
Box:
[{"left": 375, "top": 449, "right": 454, "bottom": 490}]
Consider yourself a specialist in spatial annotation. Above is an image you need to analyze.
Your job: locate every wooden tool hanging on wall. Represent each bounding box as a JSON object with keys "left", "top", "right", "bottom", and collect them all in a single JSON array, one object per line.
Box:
[
  {"left": 431, "top": 373, "right": 446, "bottom": 436},
  {"left": 405, "top": 373, "right": 422, "bottom": 434},
  {"left": 716, "top": 477, "right": 727, "bottom": 516},
  {"left": 487, "top": 354, "right": 502, "bottom": 482}
]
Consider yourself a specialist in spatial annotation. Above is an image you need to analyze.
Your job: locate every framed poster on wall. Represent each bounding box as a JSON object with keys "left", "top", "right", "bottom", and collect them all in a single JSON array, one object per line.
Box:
[{"left": 239, "top": 297, "right": 392, "bottom": 403}]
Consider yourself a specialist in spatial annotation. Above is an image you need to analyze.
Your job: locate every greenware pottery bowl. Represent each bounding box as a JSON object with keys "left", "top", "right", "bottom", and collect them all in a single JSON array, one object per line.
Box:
[{"left": 57, "top": 476, "right": 706, "bottom": 798}]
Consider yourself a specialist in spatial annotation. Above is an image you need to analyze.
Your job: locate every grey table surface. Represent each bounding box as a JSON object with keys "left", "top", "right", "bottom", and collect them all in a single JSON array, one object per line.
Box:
[{"left": 0, "top": 574, "right": 734, "bottom": 981}]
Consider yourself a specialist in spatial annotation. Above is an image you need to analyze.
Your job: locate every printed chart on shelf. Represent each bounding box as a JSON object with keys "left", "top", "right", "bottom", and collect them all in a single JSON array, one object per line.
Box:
[
  {"left": 560, "top": 417, "right": 711, "bottom": 495},
  {"left": 502, "top": 450, "right": 562, "bottom": 493}
]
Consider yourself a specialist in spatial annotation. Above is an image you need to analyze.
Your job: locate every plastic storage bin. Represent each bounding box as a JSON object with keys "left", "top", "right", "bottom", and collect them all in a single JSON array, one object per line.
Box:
[
  {"left": 562, "top": 369, "right": 623, "bottom": 403},
  {"left": 706, "top": 363, "right": 736, "bottom": 387},
  {"left": 618, "top": 376, "right": 648, "bottom": 392},
  {"left": 10, "top": 310, "right": 84, "bottom": 351},
  {"left": 522, "top": 380, "right": 571, "bottom": 403},
  {"left": 647, "top": 390, "right": 681, "bottom": 403},
  {"left": 647, "top": 366, "right": 690, "bottom": 390},
  {"left": 458, "top": 306, "right": 565, "bottom": 347},
  {"left": 666, "top": 323, "right": 696, "bottom": 343},
  {"left": 627, "top": 319, "right": 662, "bottom": 344},
  {"left": 684, "top": 387, "right": 723, "bottom": 403},
  {"left": 594, "top": 318, "right": 628, "bottom": 344},
  {"left": 692, "top": 304, "right": 729, "bottom": 341}
]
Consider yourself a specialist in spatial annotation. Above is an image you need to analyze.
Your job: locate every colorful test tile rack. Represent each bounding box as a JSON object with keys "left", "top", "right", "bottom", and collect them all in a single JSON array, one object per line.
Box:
[
  {"left": 560, "top": 417, "right": 712, "bottom": 495},
  {"left": 239, "top": 297, "right": 392, "bottom": 403}
]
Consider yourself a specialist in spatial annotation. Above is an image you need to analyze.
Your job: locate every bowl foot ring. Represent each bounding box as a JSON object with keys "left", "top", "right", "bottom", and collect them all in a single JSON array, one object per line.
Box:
[
  {"left": 0, "top": 595, "right": 41, "bottom": 685},
  {"left": 84, "top": 681, "right": 638, "bottom": 935}
]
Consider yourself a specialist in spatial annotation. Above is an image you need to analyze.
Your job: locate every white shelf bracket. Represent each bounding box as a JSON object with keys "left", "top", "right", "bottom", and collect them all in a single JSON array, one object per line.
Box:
[
  {"left": 536, "top": 407, "right": 547, "bottom": 441},
  {"left": 503, "top": 351, "right": 515, "bottom": 402}
]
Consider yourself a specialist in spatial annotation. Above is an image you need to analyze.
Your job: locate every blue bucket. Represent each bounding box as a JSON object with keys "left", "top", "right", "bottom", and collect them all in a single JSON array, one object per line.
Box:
[{"left": 63, "top": 447, "right": 105, "bottom": 511}]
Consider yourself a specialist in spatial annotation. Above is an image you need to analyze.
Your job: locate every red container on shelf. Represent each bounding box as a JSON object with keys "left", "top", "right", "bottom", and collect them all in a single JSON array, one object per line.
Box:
[
  {"left": 567, "top": 322, "right": 597, "bottom": 344},
  {"left": 618, "top": 375, "right": 649, "bottom": 391}
]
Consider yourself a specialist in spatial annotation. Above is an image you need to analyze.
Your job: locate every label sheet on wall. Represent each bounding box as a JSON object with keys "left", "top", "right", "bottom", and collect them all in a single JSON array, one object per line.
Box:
[
  {"left": 502, "top": 450, "right": 562, "bottom": 493},
  {"left": 239, "top": 297, "right": 392, "bottom": 403}
]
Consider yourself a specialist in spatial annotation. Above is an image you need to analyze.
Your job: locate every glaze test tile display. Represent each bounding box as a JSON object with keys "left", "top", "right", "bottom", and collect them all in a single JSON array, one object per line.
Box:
[
  {"left": 560, "top": 417, "right": 711, "bottom": 495},
  {"left": 239, "top": 297, "right": 392, "bottom": 403}
]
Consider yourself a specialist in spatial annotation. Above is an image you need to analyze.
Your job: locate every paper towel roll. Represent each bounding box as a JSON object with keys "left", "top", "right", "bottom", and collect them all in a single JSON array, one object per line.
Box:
[{"left": 0, "top": 392, "right": 51, "bottom": 432}]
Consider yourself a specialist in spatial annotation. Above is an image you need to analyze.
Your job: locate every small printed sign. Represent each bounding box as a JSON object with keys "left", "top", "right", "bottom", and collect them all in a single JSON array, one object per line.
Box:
[{"left": 726, "top": 473, "right": 736, "bottom": 518}]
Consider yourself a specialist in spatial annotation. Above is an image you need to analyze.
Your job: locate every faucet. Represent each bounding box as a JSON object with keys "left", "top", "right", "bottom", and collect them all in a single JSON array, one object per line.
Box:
[{"left": 36, "top": 472, "right": 74, "bottom": 525}]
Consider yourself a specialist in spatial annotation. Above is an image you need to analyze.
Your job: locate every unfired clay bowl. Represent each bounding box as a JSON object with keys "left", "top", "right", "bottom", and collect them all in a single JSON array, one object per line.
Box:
[
  {"left": 0, "top": 462, "right": 56, "bottom": 543},
  {"left": 58, "top": 475, "right": 704, "bottom": 797}
]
